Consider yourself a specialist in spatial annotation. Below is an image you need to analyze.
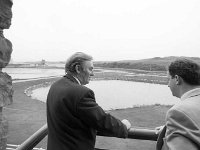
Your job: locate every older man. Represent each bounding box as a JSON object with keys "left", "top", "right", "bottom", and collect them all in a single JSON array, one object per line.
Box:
[
  {"left": 157, "top": 58, "right": 200, "bottom": 150},
  {"left": 46, "top": 52, "right": 131, "bottom": 150}
]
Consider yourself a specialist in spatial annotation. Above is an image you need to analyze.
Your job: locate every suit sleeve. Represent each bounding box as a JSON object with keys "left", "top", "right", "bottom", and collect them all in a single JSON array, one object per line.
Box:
[
  {"left": 76, "top": 90, "right": 128, "bottom": 138},
  {"left": 164, "top": 108, "right": 199, "bottom": 150}
]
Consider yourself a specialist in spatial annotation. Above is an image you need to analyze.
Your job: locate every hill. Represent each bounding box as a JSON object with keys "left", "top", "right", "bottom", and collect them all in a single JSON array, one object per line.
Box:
[
  {"left": 8, "top": 56, "right": 200, "bottom": 71},
  {"left": 94, "top": 56, "right": 200, "bottom": 71}
]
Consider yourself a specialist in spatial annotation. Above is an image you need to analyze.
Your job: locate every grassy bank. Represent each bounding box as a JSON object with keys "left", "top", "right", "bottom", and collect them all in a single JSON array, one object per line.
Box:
[
  {"left": 4, "top": 78, "right": 60, "bottom": 148},
  {"left": 93, "top": 67, "right": 168, "bottom": 85},
  {"left": 4, "top": 71, "right": 172, "bottom": 150}
]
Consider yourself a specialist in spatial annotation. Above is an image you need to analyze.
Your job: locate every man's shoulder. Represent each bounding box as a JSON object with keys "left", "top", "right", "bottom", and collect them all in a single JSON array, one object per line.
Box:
[
  {"left": 170, "top": 96, "right": 200, "bottom": 111},
  {"left": 54, "top": 77, "right": 93, "bottom": 92},
  {"left": 167, "top": 97, "right": 200, "bottom": 121},
  {"left": 168, "top": 102, "right": 191, "bottom": 115}
]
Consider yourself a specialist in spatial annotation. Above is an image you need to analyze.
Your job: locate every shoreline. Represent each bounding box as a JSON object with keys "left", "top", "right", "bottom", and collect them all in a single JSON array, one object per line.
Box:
[
  {"left": 24, "top": 74, "right": 168, "bottom": 104},
  {"left": 4, "top": 76, "right": 171, "bottom": 150}
]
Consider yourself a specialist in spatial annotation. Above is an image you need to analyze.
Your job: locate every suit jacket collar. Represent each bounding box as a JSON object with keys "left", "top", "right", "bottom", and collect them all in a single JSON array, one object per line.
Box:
[
  {"left": 181, "top": 88, "right": 200, "bottom": 101},
  {"left": 64, "top": 74, "right": 80, "bottom": 85}
]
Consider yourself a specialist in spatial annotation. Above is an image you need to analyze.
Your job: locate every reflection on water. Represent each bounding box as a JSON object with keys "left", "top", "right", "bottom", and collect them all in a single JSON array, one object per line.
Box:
[{"left": 31, "top": 80, "right": 179, "bottom": 110}]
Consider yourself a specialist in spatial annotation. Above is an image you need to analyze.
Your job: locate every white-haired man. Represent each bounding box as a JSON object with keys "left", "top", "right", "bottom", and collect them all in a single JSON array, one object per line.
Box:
[{"left": 47, "top": 52, "right": 131, "bottom": 150}]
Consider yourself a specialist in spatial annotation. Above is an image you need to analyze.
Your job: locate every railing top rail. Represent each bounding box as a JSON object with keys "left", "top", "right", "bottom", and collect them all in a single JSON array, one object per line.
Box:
[
  {"left": 16, "top": 124, "right": 48, "bottom": 150},
  {"left": 16, "top": 124, "right": 159, "bottom": 150}
]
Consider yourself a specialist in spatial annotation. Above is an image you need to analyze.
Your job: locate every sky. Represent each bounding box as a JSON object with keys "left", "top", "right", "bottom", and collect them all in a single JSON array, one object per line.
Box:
[{"left": 4, "top": 0, "right": 200, "bottom": 62}]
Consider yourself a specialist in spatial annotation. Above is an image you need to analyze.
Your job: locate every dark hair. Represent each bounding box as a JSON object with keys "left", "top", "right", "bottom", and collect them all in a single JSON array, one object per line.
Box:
[
  {"left": 65, "top": 52, "right": 93, "bottom": 74},
  {"left": 168, "top": 58, "right": 200, "bottom": 85}
]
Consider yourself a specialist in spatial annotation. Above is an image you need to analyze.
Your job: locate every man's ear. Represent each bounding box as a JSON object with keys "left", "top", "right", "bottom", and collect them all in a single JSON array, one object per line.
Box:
[
  {"left": 175, "top": 75, "right": 181, "bottom": 85},
  {"left": 75, "top": 65, "right": 81, "bottom": 74}
]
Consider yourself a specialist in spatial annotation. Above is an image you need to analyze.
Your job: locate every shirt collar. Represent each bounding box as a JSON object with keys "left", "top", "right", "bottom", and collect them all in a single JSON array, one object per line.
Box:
[
  {"left": 72, "top": 75, "right": 81, "bottom": 85},
  {"left": 181, "top": 88, "right": 200, "bottom": 100}
]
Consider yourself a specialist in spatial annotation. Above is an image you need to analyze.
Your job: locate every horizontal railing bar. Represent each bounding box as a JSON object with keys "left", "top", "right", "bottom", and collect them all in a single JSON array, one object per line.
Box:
[
  {"left": 16, "top": 124, "right": 48, "bottom": 150},
  {"left": 128, "top": 128, "right": 158, "bottom": 141},
  {"left": 16, "top": 123, "right": 159, "bottom": 150},
  {"left": 97, "top": 128, "right": 158, "bottom": 141}
]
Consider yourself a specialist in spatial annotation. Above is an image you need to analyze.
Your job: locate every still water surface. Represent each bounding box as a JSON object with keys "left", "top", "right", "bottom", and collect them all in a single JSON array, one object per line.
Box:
[
  {"left": 3, "top": 68, "right": 64, "bottom": 80},
  {"left": 3, "top": 68, "right": 178, "bottom": 110},
  {"left": 31, "top": 80, "right": 179, "bottom": 110}
]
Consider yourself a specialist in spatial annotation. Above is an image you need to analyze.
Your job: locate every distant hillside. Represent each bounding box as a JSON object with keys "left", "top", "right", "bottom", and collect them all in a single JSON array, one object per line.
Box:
[
  {"left": 94, "top": 56, "right": 200, "bottom": 71},
  {"left": 9, "top": 56, "right": 200, "bottom": 71}
]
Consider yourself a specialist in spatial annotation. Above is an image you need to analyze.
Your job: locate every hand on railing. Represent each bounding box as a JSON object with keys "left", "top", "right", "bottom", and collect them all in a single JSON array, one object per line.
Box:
[
  {"left": 121, "top": 119, "right": 131, "bottom": 130},
  {"left": 16, "top": 124, "right": 159, "bottom": 150},
  {"left": 154, "top": 125, "right": 165, "bottom": 135}
]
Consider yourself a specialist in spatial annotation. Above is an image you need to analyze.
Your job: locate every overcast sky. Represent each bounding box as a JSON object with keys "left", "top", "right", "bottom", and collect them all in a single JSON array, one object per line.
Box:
[{"left": 4, "top": 0, "right": 200, "bottom": 62}]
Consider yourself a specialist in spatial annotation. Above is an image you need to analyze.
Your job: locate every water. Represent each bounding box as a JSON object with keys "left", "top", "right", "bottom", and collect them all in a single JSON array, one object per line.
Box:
[
  {"left": 3, "top": 68, "right": 178, "bottom": 110},
  {"left": 2, "top": 68, "right": 128, "bottom": 80},
  {"left": 31, "top": 80, "right": 179, "bottom": 110},
  {"left": 2, "top": 68, "right": 64, "bottom": 80}
]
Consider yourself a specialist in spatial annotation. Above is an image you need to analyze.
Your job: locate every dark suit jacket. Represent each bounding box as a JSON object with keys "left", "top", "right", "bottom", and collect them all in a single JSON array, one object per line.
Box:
[{"left": 47, "top": 74, "right": 128, "bottom": 150}]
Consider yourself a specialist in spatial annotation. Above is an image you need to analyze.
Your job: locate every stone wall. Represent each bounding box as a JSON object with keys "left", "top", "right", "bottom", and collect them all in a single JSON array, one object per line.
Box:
[{"left": 0, "top": 0, "right": 13, "bottom": 149}]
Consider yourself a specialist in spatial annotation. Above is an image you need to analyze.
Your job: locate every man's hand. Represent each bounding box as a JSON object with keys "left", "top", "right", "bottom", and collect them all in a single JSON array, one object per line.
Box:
[
  {"left": 155, "top": 125, "right": 165, "bottom": 134},
  {"left": 121, "top": 119, "right": 131, "bottom": 130}
]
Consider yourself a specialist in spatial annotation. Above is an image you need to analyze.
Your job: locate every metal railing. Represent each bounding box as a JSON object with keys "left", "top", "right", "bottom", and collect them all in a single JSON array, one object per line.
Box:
[
  {"left": 16, "top": 124, "right": 48, "bottom": 150},
  {"left": 15, "top": 123, "right": 159, "bottom": 150},
  {"left": 7, "top": 144, "right": 45, "bottom": 150}
]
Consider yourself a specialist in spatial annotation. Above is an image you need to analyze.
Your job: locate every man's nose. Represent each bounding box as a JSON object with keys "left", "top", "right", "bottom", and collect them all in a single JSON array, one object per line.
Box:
[
  {"left": 90, "top": 71, "right": 94, "bottom": 76},
  {"left": 167, "top": 83, "right": 170, "bottom": 87}
]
